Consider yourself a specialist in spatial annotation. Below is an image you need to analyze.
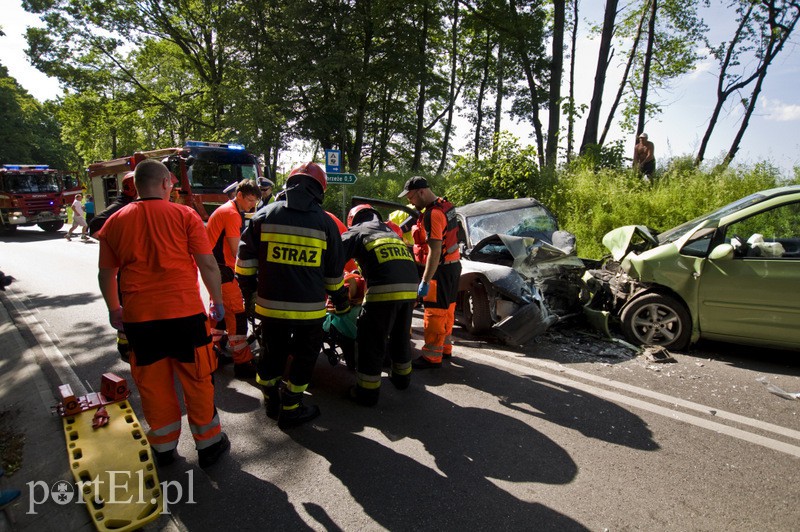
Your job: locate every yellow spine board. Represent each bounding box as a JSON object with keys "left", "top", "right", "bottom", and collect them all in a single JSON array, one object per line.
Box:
[{"left": 62, "top": 400, "right": 163, "bottom": 532}]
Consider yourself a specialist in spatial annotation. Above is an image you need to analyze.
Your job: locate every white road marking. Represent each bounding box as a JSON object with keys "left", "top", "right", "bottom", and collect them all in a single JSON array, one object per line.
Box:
[{"left": 468, "top": 350, "right": 800, "bottom": 458}]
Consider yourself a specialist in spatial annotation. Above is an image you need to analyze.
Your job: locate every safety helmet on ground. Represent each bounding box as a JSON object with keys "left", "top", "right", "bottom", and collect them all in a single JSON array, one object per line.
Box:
[
  {"left": 121, "top": 172, "right": 137, "bottom": 197},
  {"left": 347, "top": 203, "right": 381, "bottom": 228},
  {"left": 287, "top": 162, "right": 327, "bottom": 193}
]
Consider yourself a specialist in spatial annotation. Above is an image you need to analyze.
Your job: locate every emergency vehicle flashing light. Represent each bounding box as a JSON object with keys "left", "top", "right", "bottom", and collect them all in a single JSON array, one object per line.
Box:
[
  {"left": 184, "top": 140, "right": 246, "bottom": 151},
  {"left": 2, "top": 164, "right": 50, "bottom": 170}
]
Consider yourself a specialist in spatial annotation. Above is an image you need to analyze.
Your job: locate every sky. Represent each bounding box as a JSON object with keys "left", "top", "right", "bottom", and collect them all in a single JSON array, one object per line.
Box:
[{"left": 2, "top": 1, "right": 800, "bottom": 177}]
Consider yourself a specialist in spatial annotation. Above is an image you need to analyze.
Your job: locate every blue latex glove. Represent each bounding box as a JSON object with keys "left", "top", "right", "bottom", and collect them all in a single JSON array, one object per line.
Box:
[
  {"left": 209, "top": 302, "right": 225, "bottom": 322},
  {"left": 417, "top": 281, "right": 429, "bottom": 298},
  {"left": 109, "top": 307, "right": 124, "bottom": 331}
]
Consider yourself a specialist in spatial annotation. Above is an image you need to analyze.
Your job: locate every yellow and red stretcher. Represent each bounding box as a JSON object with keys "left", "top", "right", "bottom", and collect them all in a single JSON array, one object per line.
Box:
[{"left": 56, "top": 373, "right": 162, "bottom": 532}]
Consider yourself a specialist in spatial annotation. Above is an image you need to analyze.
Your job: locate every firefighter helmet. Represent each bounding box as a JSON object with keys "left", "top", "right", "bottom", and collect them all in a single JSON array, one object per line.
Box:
[
  {"left": 347, "top": 203, "right": 381, "bottom": 227},
  {"left": 121, "top": 172, "right": 137, "bottom": 197},
  {"left": 287, "top": 162, "right": 327, "bottom": 193}
]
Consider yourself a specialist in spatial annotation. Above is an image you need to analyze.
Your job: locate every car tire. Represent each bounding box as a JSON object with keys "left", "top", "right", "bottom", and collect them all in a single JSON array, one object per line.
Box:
[
  {"left": 463, "top": 281, "right": 493, "bottom": 335},
  {"left": 620, "top": 292, "right": 691, "bottom": 350},
  {"left": 1, "top": 222, "right": 17, "bottom": 234}
]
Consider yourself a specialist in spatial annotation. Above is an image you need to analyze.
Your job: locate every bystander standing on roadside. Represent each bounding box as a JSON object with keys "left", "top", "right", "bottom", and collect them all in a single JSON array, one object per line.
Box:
[
  {"left": 633, "top": 133, "right": 656, "bottom": 179},
  {"left": 96, "top": 159, "right": 230, "bottom": 468},
  {"left": 84, "top": 195, "right": 95, "bottom": 224}
]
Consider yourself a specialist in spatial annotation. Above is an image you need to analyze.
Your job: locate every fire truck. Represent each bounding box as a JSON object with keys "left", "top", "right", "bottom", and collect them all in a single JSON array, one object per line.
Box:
[
  {"left": 0, "top": 164, "right": 67, "bottom": 233},
  {"left": 87, "top": 140, "right": 264, "bottom": 220}
]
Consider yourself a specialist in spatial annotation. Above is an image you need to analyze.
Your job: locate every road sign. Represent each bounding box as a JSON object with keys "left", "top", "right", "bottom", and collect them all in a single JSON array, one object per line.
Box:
[
  {"left": 326, "top": 173, "right": 358, "bottom": 185},
  {"left": 325, "top": 150, "right": 341, "bottom": 173}
]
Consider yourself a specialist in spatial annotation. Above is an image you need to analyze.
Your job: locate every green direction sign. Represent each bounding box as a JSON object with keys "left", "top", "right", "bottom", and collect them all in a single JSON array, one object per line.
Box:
[{"left": 326, "top": 172, "right": 358, "bottom": 185}]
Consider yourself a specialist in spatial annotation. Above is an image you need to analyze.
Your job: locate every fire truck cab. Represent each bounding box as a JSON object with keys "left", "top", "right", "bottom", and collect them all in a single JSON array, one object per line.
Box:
[
  {"left": 88, "top": 141, "right": 263, "bottom": 220},
  {"left": 0, "top": 164, "right": 67, "bottom": 233}
]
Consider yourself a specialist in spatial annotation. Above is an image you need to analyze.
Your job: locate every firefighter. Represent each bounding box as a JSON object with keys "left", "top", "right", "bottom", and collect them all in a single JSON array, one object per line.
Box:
[
  {"left": 89, "top": 172, "right": 139, "bottom": 362},
  {"left": 398, "top": 176, "right": 461, "bottom": 369},
  {"left": 206, "top": 179, "right": 260, "bottom": 379},
  {"left": 236, "top": 162, "right": 349, "bottom": 429},
  {"left": 342, "top": 204, "right": 419, "bottom": 406},
  {"left": 97, "top": 159, "right": 229, "bottom": 468}
]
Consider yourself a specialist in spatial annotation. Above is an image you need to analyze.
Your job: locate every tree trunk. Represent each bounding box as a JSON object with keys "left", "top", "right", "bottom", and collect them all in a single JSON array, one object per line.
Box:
[
  {"left": 599, "top": 0, "right": 648, "bottom": 146},
  {"left": 545, "top": 0, "right": 565, "bottom": 169},
  {"left": 580, "top": 0, "right": 618, "bottom": 154},
  {"left": 636, "top": 0, "right": 657, "bottom": 136},
  {"left": 437, "top": 0, "right": 460, "bottom": 175},
  {"left": 350, "top": 0, "right": 375, "bottom": 174},
  {"left": 566, "top": 0, "right": 579, "bottom": 162},
  {"left": 493, "top": 40, "right": 505, "bottom": 159},
  {"left": 412, "top": 1, "right": 430, "bottom": 172},
  {"left": 474, "top": 33, "right": 491, "bottom": 159}
]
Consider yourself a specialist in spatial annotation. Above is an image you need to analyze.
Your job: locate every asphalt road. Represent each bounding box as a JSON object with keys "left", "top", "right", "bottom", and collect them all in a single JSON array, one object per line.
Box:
[{"left": 2, "top": 226, "right": 799, "bottom": 531}]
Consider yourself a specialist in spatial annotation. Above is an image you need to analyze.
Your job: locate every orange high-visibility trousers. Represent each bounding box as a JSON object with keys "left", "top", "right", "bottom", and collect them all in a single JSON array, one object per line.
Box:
[
  {"left": 422, "top": 302, "right": 455, "bottom": 362},
  {"left": 218, "top": 279, "right": 254, "bottom": 364},
  {"left": 130, "top": 345, "right": 222, "bottom": 452}
]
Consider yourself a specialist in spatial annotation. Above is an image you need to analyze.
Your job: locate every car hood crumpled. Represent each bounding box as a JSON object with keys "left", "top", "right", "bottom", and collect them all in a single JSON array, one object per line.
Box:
[{"left": 602, "top": 225, "right": 659, "bottom": 261}]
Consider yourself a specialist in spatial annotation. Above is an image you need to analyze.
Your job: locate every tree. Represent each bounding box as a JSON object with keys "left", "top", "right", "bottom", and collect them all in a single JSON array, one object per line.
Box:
[
  {"left": 545, "top": 0, "right": 566, "bottom": 170},
  {"left": 696, "top": 0, "right": 800, "bottom": 167},
  {"left": 580, "top": 0, "right": 618, "bottom": 154}
]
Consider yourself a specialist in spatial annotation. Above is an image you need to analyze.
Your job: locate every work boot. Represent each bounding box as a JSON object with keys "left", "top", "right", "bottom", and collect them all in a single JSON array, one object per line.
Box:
[
  {"left": 153, "top": 449, "right": 176, "bottom": 467},
  {"left": 262, "top": 385, "right": 280, "bottom": 420},
  {"left": 412, "top": 356, "right": 442, "bottom": 369},
  {"left": 389, "top": 372, "right": 411, "bottom": 390},
  {"left": 198, "top": 432, "right": 230, "bottom": 468},
  {"left": 234, "top": 359, "right": 258, "bottom": 379},
  {"left": 349, "top": 385, "right": 379, "bottom": 407},
  {"left": 278, "top": 389, "right": 320, "bottom": 430},
  {"left": 64, "top": 233, "right": 72, "bottom": 241}
]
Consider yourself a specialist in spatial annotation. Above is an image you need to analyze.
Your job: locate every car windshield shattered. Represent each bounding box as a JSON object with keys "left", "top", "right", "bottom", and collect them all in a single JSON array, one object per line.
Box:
[
  {"left": 466, "top": 205, "right": 559, "bottom": 245},
  {"left": 657, "top": 192, "right": 767, "bottom": 244}
]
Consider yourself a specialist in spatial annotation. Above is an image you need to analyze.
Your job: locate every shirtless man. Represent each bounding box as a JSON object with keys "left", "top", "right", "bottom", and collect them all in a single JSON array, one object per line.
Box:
[{"left": 633, "top": 133, "right": 655, "bottom": 178}]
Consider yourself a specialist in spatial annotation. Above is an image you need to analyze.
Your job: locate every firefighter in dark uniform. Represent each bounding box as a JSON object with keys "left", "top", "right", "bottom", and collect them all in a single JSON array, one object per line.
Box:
[
  {"left": 342, "top": 204, "right": 420, "bottom": 406},
  {"left": 398, "top": 176, "right": 461, "bottom": 368},
  {"left": 236, "top": 162, "right": 349, "bottom": 429}
]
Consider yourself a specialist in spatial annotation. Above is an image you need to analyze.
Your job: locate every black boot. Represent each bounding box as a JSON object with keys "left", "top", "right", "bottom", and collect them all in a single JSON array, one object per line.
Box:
[
  {"left": 263, "top": 385, "right": 280, "bottom": 420},
  {"left": 198, "top": 432, "right": 230, "bottom": 468},
  {"left": 389, "top": 371, "right": 411, "bottom": 390},
  {"left": 277, "top": 389, "right": 320, "bottom": 430},
  {"left": 349, "top": 385, "right": 379, "bottom": 407}
]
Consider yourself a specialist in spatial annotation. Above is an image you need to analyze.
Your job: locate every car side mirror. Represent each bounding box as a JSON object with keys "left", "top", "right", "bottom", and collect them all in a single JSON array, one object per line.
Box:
[{"left": 709, "top": 243, "right": 734, "bottom": 261}]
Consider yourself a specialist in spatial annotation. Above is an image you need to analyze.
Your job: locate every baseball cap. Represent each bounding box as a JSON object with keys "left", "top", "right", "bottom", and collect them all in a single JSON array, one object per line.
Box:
[
  {"left": 398, "top": 176, "right": 428, "bottom": 198},
  {"left": 639, "top": 133, "right": 648, "bottom": 139}
]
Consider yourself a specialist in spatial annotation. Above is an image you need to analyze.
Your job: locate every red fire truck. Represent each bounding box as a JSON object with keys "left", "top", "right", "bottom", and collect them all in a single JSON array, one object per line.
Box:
[
  {"left": 88, "top": 140, "right": 263, "bottom": 220},
  {"left": 0, "top": 164, "right": 67, "bottom": 233}
]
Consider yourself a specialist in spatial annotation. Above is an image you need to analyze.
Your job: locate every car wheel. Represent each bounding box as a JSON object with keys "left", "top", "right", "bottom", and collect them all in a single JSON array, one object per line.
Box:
[
  {"left": 620, "top": 293, "right": 691, "bottom": 350},
  {"left": 463, "top": 281, "right": 493, "bottom": 335}
]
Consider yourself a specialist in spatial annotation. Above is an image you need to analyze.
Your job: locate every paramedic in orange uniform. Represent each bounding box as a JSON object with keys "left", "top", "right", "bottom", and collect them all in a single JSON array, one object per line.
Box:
[
  {"left": 398, "top": 176, "right": 461, "bottom": 369},
  {"left": 206, "top": 179, "right": 260, "bottom": 379},
  {"left": 97, "top": 159, "right": 230, "bottom": 469}
]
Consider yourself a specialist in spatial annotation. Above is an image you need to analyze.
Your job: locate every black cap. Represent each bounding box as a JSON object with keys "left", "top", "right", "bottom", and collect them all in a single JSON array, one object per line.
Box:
[{"left": 398, "top": 176, "right": 428, "bottom": 197}]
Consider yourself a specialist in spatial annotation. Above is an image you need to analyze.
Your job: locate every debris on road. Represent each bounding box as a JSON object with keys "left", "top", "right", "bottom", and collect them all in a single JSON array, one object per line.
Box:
[
  {"left": 757, "top": 376, "right": 800, "bottom": 400},
  {"left": 642, "top": 346, "right": 677, "bottom": 364}
]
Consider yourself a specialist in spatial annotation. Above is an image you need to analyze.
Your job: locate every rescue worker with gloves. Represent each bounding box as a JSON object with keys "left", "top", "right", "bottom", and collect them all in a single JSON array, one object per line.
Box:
[
  {"left": 341, "top": 204, "right": 420, "bottom": 406},
  {"left": 206, "top": 179, "right": 261, "bottom": 379},
  {"left": 398, "top": 176, "right": 461, "bottom": 368},
  {"left": 236, "top": 162, "right": 349, "bottom": 429},
  {"left": 96, "top": 159, "right": 230, "bottom": 468}
]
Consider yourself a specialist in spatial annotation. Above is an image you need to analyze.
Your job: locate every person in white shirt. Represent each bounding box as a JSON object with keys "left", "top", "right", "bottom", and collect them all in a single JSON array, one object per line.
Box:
[{"left": 65, "top": 193, "right": 89, "bottom": 241}]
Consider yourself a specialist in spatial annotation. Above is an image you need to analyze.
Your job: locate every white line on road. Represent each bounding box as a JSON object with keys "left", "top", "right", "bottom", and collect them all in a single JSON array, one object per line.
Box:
[{"left": 468, "top": 350, "right": 800, "bottom": 458}]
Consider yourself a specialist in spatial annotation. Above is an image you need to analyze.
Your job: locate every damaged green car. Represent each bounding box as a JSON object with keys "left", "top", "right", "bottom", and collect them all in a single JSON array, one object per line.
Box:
[{"left": 584, "top": 185, "right": 800, "bottom": 351}]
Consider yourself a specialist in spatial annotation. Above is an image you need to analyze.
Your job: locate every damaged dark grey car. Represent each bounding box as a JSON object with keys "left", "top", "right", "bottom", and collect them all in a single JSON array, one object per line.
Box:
[{"left": 453, "top": 198, "right": 586, "bottom": 345}]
